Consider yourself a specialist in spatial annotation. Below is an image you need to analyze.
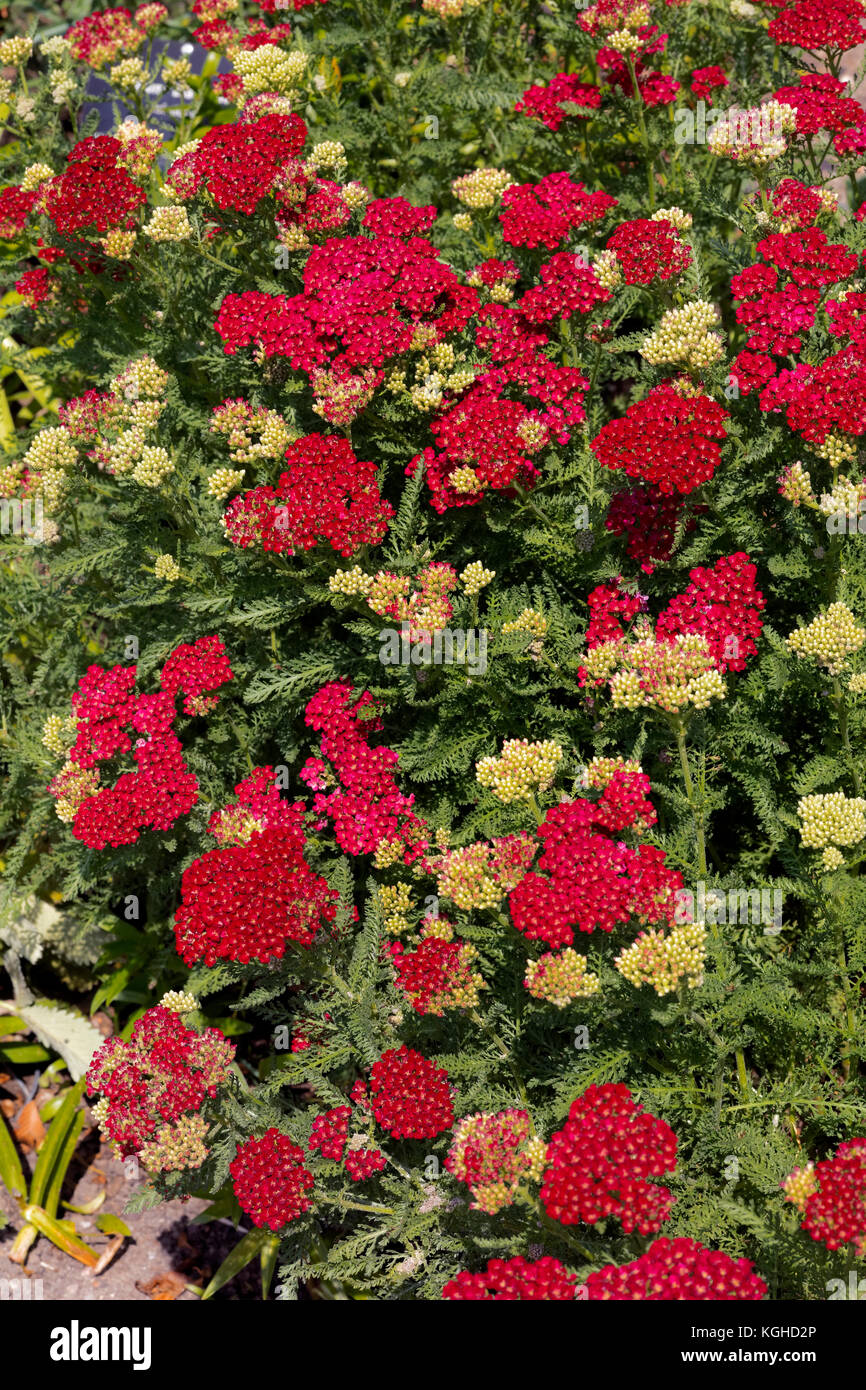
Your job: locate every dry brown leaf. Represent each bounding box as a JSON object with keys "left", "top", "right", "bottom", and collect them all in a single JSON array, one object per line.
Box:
[
  {"left": 136, "top": 1271, "right": 187, "bottom": 1301},
  {"left": 13, "top": 1099, "right": 46, "bottom": 1150},
  {"left": 0, "top": 1098, "right": 17, "bottom": 1119}
]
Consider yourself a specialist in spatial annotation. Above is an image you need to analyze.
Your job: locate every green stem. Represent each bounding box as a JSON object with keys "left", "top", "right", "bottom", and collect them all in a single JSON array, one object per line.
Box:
[
  {"left": 833, "top": 908, "right": 857, "bottom": 1083},
  {"left": 625, "top": 56, "right": 655, "bottom": 211},
  {"left": 673, "top": 718, "right": 708, "bottom": 881},
  {"left": 832, "top": 676, "right": 862, "bottom": 797}
]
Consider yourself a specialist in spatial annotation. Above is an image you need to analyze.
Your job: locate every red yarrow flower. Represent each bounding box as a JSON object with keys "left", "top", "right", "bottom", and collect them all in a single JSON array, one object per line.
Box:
[
  {"left": 230, "top": 1129, "right": 315, "bottom": 1231},
  {"left": 515, "top": 74, "right": 602, "bottom": 131},
  {"left": 586, "top": 1237, "right": 768, "bottom": 1300},
  {"left": 344, "top": 1146, "right": 387, "bottom": 1181},
  {"left": 540, "top": 1083, "right": 677, "bottom": 1233},
  {"left": 174, "top": 814, "right": 338, "bottom": 966},
  {"left": 0, "top": 186, "right": 37, "bottom": 240},
  {"left": 42, "top": 137, "right": 146, "bottom": 236},
  {"left": 308, "top": 1106, "right": 352, "bottom": 1162},
  {"left": 223, "top": 434, "right": 394, "bottom": 557},
  {"left": 655, "top": 552, "right": 765, "bottom": 672},
  {"left": 691, "top": 66, "right": 729, "bottom": 104},
  {"left": 591, "top": 381, "right": 729, "bottom": 496},
  {"left": 367, "top": 1045, "right": 453, "bottom": 1140},
  {"left": 794, "top": 1139, "right": 866, "bottom": 1253},
  {"left": 773, "top": 74, "right": 862, "bottom": 135},
  {"left": 166, "top": 114, "right": 307, "bottom": 215},
  {"left": 605, "top": 217, "right": 691, "bottom": 285},
  {"left": 302, "top": 682, "right": 429, "bottom": 863},
  {"left": 499, "top": 172, "right": 616, "bottom": 250},
  {"left": 86, "top": 1005, "right": 234, "bottom": 1168},
  {"left": 768, "top": 0, "right": 866, "bottom": 52},
  {"left": 442, "top": 1255, "right": 578, "bottom": 1301},
  {"left": 508, "top": 795, "right": 681, "bottom": 948}
]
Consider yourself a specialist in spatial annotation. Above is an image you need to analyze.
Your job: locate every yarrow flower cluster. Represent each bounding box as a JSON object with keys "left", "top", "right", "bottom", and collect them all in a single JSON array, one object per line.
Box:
[
  {"left": 223, "top": 434, "right": 394, "bottom": 558},
  {"left": 782, "top": 1140, "right": 866, "bottom": 1254},
  {"left": 585, "top": 1237, "right": 767, "bottom": 1300},
  {"left": 731, "top": 229, "right": 857, "bottom": 360},
  {"left": 302, "top": 682, "right": 428, "bottom": 862},
  {"left": 46, "top": 637, "right": 232, "bottom": 848},
  {"left": 605, "top": 485, "right": 685, "bottom": 573},
  {"left": 387, "top": 936, "right": 485, "bottom": 1015},
  {"left": 591, "top": 381, "right": 729, "bottom": 496},
  {"left": 174, "top": 766, "right": 338, "bottom": 966},
  {"left": 360, "top": 1045, "right": 453, "bottom": 1140},
  {"left": 654, "top": 552, "right": 766, "bottom": 673},
  {"left": 87, "top": 1004, "right": 234, "bottom": 1174},
  {"left": 306, "top": 1103, "right": 386, "bottom": 1181},
  {"left": 508, "top": 779, "right": 682, "bottom": 949},
  {"left": 499, "top": 172, "right": 616, "bottom": 250},
  {"left": 442, "top": 1255, "right": 578, "bottom": 1301},
  {"left": 582, "top": 555, "right": 764, "bottom": 706},
  {"left": 230, "top": 1128, "right": 315, "bottom": 1230},
  {"left": 516, "top": 74, "right": 601, "bottom": 132},
  {"left": 540, "top": 1083, "right": 677, "bottom": 1233},
  {"left": 601, "top": 218, "right": 691, "bottom": 287},
  {"left": 445, "top": 1110, "right": 546, "bottom": 1214}
]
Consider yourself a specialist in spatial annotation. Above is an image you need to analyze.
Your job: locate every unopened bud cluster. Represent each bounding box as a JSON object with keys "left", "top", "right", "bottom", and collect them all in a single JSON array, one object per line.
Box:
[
  {"left": 815, "top": 431, "right": 858, "bottom": 467},
  {"left": 615, "top": 923, "right": 707, "bottom": 996},
  {"left": 641, "top": 301, "right": 723, "bottom": 369},
  {"left": 476, "top": 739, "right": 563, "bottom": 803},
  {"left": 797, "top": 792, "right": 866, "bottom": 862},
  {"left": 787, "top": 603, "right": 866, "bottom": 675},
  {"left": 445, "top": 1109, "right": 546, "bottom": 1214},
  {"left": 781, "top": 1162, "right": 818, "bottom": 1212},
  {"left": 379, "top": 882, "right": 415, "bottom": 934},
  {"left": 160, "top": 990, "right": 199, "bottom": 1014},
  {"left": 0, "top": 35, "right": 33, "bottom": 64},
  {"left": 707, "top": 101, "right": 797, "bottom": 166},
  {"left": 154, "top": 553, "right": 182, "bottom": 582},
  {"left": 143, "top": 206, "right": 192, "bottom": 242},
  {"left": 652, "top": 206, "right": 693, "bottom": 232},
  {"left": 451, "top": 167, "right": 512, "bottom": 209},
  {"left": 502, "top": 608, "right": 548, "bottom": 638},
  {"left": 139, "top": 1112, "right": 210, "bottom": 1174},
  {"left": 460, "top": 561, "right": 495, "bottom": 597},
  {"left": 435, "top": 835, "right": 534, "bottom": 910},
  {"left": 586, "top": 756, "right": 642, "bottom": 789},
  {"left": 586, "top": 632, "right": 726, "bottom": 713},
  {"left": 208, "top": 467, "right": 246, "bottom": 501},
  {"left": 211, "top": 400, "right": 294, "bottom": 464},
  {"left": 41, "top": 713, "right": 77, "bottom": 759},
  {"left": 233, "top": 47, "right": 308, "bottom": 95},
  {"left": 778, "top": 461, "right": 814, "bottom": 508},
  {"left": 817, "top": 476, "right": 866, "bottom": 521},
  {"left": 525, "top": 949, "right": 601, "bottom": 1007}
]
